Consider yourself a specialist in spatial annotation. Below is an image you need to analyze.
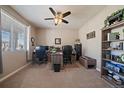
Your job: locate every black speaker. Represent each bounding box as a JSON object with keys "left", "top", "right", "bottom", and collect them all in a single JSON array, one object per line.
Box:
[{"left": 74, "top": 44, "right": 82, "bottom": 60}]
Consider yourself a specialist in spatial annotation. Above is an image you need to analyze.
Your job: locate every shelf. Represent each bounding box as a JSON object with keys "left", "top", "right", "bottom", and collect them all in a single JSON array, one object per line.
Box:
[
  {"left": 102, "top": 20, "right": 124, "bottom": 31},
  {"left": 102, "top": 39, "right": 124, "bottom": 43},
  {"left": 102, "top": 58, "right": 124, "bottom": 66},
  {"left": 102, "top": 49, "right": 124, "bottom": 51},
  {"left": 102, "top": 58, "right": 113, "bottom": 62},
  {"left": 102, "top": 67, "right": 124, "bottom": 77},
  {"left": 102, "top": 75, "right": 124, "bottom": 88}
]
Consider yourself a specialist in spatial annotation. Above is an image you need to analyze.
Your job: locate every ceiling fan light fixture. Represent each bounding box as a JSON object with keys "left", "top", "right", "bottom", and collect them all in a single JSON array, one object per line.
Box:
[
  {"left": 45, "top": 7, "right": 71, "bottom": 25},
  {"left": 54, "top": 18, "right": 62, "bottom": 25},
  {"left": 58, "top": 19, "right": 62, "bottom": 24},
  {"left": 54, "top": 15, "right": 62, "bottom": 25}
]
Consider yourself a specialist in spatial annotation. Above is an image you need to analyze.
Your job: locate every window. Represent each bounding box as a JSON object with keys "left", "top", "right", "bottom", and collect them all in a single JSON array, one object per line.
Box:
[
  {"left": 16, "top": 31, "right": 25, "bottom": 50},
  {"left": 13, "top": 23, "right": 27, "bottom": 50},
  {"left": 1, "top": 10, "right": 12, "bottom": 51},
  {"left": 1, "top": 9, "right": 28, "bottom": 51},
  {"left": 2, "top": 30, "right": 11, "bottom": 51}
]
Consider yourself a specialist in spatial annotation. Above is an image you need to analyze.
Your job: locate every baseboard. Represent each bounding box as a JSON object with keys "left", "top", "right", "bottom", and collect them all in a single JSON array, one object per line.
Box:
[
  {"left": 0, "top": 62, "right": 31, "bottom": 83},
  {"left": 27, "top": 59, "right": 32, "bottom": 62},
  {"left": 96, "top": 68, "right": 101, "bottom": 72}
]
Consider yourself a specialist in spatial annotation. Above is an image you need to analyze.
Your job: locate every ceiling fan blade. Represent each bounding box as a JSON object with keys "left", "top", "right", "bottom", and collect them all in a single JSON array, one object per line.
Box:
[
  {"left": 62, "top": 19, "right": 69, "bottom": 24},
  {"left": 49, "top": 7, "right": 56, "bottom": 16},
  {"left": 63, "top": 11, "right": 71, "bottom": 18},
  {"left": 44, "top": 18, "right": 54, "bottom": 20}
]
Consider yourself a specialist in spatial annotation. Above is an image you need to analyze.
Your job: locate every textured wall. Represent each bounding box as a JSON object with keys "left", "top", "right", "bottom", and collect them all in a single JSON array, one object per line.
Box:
[{"left": 36, "top": 28, "right": 78, "bottom": 48}]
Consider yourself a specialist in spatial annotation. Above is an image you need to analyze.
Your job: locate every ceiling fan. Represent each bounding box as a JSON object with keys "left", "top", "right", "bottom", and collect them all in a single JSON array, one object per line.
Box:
[{"left": 44, "top": 7, "right": 71, "bottom": 26}]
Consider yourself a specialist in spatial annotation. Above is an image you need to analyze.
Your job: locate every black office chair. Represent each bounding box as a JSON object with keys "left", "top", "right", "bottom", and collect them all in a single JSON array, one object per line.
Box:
[
  {"left": 62, "top": 45, "right": 73, "bottom": 64},
  {"left": 33, "top": 46, "right": 47, "bottom": 64}
]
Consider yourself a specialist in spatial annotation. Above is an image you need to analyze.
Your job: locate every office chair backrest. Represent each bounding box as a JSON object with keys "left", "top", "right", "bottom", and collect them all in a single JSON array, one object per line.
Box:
[
  {"left": 35, "top": 46, "right": 47, "bottom": 61},
  {"left": 63, "top": 45, "right": 72, "bottom": 55},
  {"left": 45, "top": 46, "right": 49, "bottom": 51}
]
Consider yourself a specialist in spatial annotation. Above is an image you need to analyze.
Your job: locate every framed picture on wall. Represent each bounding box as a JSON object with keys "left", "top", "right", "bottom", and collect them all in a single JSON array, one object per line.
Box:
[
  {"left": 55, "top": 38, "right": 61, "bottom": 45},
  {"left": 86, "top": 31, "right": 95, "bottom": 39}
]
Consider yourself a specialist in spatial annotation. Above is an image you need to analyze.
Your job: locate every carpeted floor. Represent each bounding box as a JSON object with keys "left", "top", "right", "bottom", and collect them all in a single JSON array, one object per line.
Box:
[{"left": 0, "top": 62, "right": 112, "bottom": 88}]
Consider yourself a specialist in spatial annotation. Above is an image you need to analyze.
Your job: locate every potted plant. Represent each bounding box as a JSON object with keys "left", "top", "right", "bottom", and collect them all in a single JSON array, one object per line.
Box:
[
  {"left": 104, "top": 8, "right": 124, "bottom": 27},
  {"left": 111, "top": 32, "right": 120, "bottom": 40}
]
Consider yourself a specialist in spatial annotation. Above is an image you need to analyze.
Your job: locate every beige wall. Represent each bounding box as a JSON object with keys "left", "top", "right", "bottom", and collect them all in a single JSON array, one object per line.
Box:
[
  {"left": 78, "top": 5, "right": 124, "bottom": 71},
  {"left": 0, "top": 6, "right": 36, "bottom": 78},
  {"left": 36, "top": 28, "right": 78, "bottom": 48}
]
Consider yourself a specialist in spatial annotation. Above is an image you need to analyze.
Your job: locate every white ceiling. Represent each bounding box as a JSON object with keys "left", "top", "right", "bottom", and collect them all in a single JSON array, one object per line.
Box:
[{"left": 11, "top": 5, "right": 106, "bottom": 30}]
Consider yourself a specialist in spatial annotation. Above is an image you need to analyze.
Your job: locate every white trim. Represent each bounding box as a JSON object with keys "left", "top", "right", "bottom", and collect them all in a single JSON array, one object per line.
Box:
[
  {"left": 26, "top": 26, "right": 30, "bottom": 61},
  {"left": 0, "top": 62, "right": 31, "bottom": 83},
  {"left": 96, "top": 67, "right": 101, "bottom": 72}
]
